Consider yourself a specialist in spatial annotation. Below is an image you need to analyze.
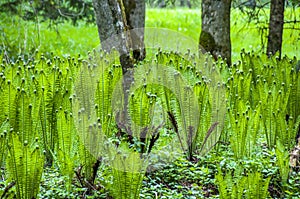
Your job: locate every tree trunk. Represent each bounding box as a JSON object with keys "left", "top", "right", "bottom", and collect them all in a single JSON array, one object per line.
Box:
[
  {"left": 267, "top": 0, "right": 285, "bottom": 58},
  {"left": 187, "top": 0, "right": 191, "bottom": 8},
  {"left": 123, "top": 0, "right": 146, "bottom": 61},
  {"left": 92, "top": 0, "right": 131, "bottom": 68},
  {"left": 92, "top": 0, "right": 145, "bottom": 68},
  {"left": 158, "top": 0, "right": 166, "bottom": 8},
  {"left": 92, "top": 0, "right": 146, "bottom": 134},
  {"left": 199, "top": 0, "right": 232, "bottom": 66},
  {"left": 180, "top": 0, "right": 185, "bottom": 7},
  {"left": 180, "top": 0, "right": 191, "bottom": 8}
]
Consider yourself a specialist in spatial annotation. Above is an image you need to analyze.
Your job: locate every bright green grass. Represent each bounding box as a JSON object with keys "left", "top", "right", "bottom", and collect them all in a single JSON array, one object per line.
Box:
[
  {"left": 0, "top": 8, "right": 299, "bottom": 62},
  {"left": 0, "top": 14, "right": 99, "bottom": 58},
  {"left": 146, "top": 8, "right": 300, "bottom": 62}
]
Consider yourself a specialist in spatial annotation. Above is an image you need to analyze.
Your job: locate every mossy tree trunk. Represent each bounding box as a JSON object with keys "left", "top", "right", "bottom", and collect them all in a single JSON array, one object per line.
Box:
[
  {"left": 267, "top": 0, "right": 285, "bottom": 58},
  {"left": 92, "top": 0, "right": 145, "bottom": 137},
  {"left": 92, "top": 0, "right": 131, "bottom": 68},
  {"left": 123, "top": 0, "right": 146, "bottom": 61},
  {"left": 92, "top": 0, "right": 145, "bottom": 64},
  {"left": 199, "top": 0, "right": 232, "bottom": 66}
]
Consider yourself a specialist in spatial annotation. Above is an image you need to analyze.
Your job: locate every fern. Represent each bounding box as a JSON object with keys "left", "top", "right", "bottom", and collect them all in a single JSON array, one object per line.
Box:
[
  {"left": 287, "top": 59, "right": 300, "bottom": 123},
  {"left": 216, "top": 166, "right": 270, "bottom": 199},
  {"left": 244, "top": 172, "right": 271, "bottom": 199},
  {"left": 56, "top": 108, "right": 77, "bottom": 191},
  {"left": 95, "top": 61, "right": 122, "bottom": 137},
  {"left": 216, "top": 166, "right": 245, "bottom": 199},
  {"left": 152, "top": 51, "right": 225, "bottom": 160},
  {"left": 0, "top": 121, "right": 9, "bottom": 168},
  {"left": 275, "top": 140, "right": 290, "bottom": 186},
  {"left": 109, "top": 151, "right": 147, "bottom": 199},
  {"left": 6, "top": 132, "right": 44, "bottom": 199},
  {"left": 229, "top": 101, "right": 261, "bottom": 159},
  {"left": 73, "top": 59, "right": 103, "bottom": 185}
]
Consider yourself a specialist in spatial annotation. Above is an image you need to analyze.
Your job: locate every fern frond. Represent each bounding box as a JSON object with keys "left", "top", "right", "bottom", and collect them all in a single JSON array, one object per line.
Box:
[
  {"left": 6, "top": 132, "right": 44, "bottom": 199},
  {"left": 109, "top": 152, "right": 147, "bottom": 199},
  {"left": 275, "top": 140, "right": 290, "bottom": 185},
  {"left": 57, "top": 108, "right": 77, "bottom": 190}
]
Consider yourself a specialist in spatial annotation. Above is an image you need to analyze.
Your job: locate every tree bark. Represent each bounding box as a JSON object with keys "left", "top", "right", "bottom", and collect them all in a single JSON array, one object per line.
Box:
[
  {"left": 199, "top": 0, "right": 232, "bottom": 66},
  {"left": 267, "top": 0, "right": 285, "bottom": 58},
  {"left": 92, "top": 0, "right": 128, "bottom": 54},
  {"left": 180, "top": 0, "right": 191, "bottom": 8},
  {"left": 123, "top": 0, "right": 146, "bottom": 61},
  {"left": 92, "top": 0, "right": 146, "bottom": 67}
]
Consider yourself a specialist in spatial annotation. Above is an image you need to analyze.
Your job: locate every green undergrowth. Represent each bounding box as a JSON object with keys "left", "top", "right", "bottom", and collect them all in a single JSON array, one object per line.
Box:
[
  {"left": 0, "top": 47, "right": 299, "bottom": 198},
  {"left": 15, "top": 145, "right": 300, "bottom": 198}
]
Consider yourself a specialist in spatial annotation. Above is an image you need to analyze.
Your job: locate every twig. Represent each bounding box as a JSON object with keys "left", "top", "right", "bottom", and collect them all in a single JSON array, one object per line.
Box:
[
  {"left": 0, "top": 181, "right": 16, "bottom": 199},
  {"left": 75, "top": 165, "right": 84, "bottom": 188}
]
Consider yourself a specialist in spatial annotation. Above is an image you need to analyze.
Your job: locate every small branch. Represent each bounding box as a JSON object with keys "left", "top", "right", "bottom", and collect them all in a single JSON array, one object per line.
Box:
[
  {"left": 1, "top": 181, "right": 16, "bottom": 199},
  {"left": 57, "top": 2, "right": 85, "bottom": 18},
  {"left": 84, "top": 179, "right": 98, "bottom": 192},
  {"left": 75, "top": 166, "right": 84, "bottom": 188}
]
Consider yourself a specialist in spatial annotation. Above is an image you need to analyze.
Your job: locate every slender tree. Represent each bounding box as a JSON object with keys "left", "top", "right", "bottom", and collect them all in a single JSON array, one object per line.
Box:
[
  {"left": 267, "top": 0, "right": 285, "bottom": 58},
  {"left": 180, "top": 0, "right": 191, "bottom": 8},
  {"left": 199, "top": 0, "right": 232, "bottom": 66}
]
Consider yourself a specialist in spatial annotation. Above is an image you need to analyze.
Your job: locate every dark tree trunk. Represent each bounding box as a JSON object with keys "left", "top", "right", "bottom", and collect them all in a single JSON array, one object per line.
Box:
[
  {"left": 199, "top": 0, "right": 232, "bottom": 66},
  {"left": 180, "top": 0, "right": 191, "bottom": 8},
  {"left": 267, "top": 0, "right": 285, "bottom": 58},
  {"left": 123, "top": 0, "right": 146, "bottom": 61},
  {"left": 180, "top": 0, "right": 184, "bottom": 7},
  {"left": 187, "top": 0, "right": 191, "bottom": 8}
]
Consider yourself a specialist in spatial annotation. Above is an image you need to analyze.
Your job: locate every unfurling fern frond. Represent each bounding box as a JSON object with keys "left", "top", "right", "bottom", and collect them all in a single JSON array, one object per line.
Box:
[
  {"left": 0, "top": 121, "right": 9, "bottom": 168},
  {"left": 73, "top": 60, "right": 104, "bottom": 188},
  {"left": 275, "top": 140, "right": 290, "bottom": 185},
  {"left": 6, "top": 132, "right": 44, "bottom": 199},
  {"left": 95, "top": 63, "right": 122, "bottom": 137},
  {"left": 109, "top": 151, "right": 147, "bottom": 199},
  {"left": 57, "top": 108, "right": 77, "bottom": 191}
]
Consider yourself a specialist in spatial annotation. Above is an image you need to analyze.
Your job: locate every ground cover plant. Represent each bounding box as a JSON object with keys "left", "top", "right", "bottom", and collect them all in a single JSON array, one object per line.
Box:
[{"left": 0, "top": 6, "right": 300, "bottom": 199}]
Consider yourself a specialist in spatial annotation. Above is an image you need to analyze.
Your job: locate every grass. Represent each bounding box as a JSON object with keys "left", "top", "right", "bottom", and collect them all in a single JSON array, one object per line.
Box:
[
  {"left": 1, "top": 8, "right": 299, "bottom": 62},
  {"left": 146, "top": 8, "right": 300, "bottom": 61}
]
